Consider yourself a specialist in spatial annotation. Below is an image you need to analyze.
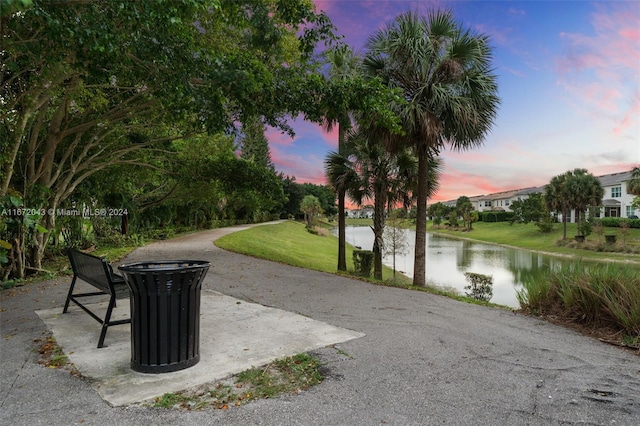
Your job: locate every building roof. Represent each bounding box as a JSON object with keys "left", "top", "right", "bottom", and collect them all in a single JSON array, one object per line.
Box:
[
  {"left": 478, "top": 186, "right": 545, "bottom": 201},
  {"left": 597, "top": 170, "right": 633, "bottom": 187},
  {"left": 439, "top": 169, "right": 632, "bottom": 205}
]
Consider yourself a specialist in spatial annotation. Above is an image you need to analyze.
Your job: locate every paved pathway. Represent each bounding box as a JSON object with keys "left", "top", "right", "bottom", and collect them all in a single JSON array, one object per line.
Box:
[{"left": 1, "top": 223, "right": 639, "bottom": 425}]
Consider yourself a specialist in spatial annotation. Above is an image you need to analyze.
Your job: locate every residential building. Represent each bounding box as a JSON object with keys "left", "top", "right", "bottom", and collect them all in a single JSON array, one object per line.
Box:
[
  {"left": 599, "top": 170, "right": 637, "bottom": 219},
  {"left": 345, "top": 208, "right": 374, "bottom": 219},
  {"left": 440, "top": 169, "right": 638, "bottom": 221}
]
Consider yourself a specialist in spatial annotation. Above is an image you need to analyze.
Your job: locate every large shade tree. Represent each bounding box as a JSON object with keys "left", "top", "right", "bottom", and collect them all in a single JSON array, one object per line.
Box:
[
  {"left": 363, "top": 10, "right": 500, "bottom": 286},
  {"left": 1, "top": 0, "right": 336, "bottom": 278}
]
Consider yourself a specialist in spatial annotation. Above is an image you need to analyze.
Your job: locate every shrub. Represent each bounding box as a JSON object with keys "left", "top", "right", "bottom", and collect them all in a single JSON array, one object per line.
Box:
[
  {"left": 601, "top": 217, "right": 640, "bottom": 229},
  {"left": 463, "top": 272, "right": 493, "bottom": 302},
  {"left": 352, "top": 250, "right": 373, "bottom": 277},
  {"left": 536, "top": 217, "right": 555, "bottom": 233},
  {"left": 481, "top": 211, "right": 515, "bottom": 222},
  {"left": 448, "top": 212, "right": 459, "bottom": 227}
]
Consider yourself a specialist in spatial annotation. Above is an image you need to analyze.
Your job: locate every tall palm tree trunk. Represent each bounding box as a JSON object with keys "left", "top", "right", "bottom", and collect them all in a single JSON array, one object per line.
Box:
[
  {"left": 337, "top": 125, "right": 348, "bottom": 271},
  {"left": 413, "top": 150, "right": 429, "bottom": 287},
  {"left": 372, "top": 186, "right": 386, "bottom": 280},
  {"left": 337, "top": 187, "right": 347, "bottom": 271}
]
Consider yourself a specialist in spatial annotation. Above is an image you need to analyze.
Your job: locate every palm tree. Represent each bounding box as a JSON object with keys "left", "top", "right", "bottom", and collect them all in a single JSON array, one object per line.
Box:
[
  {"left": 565, "top": 168, "right": 604, "bottom": 236},
  {"left": 326, "top": 132, "right": 442, "bottom": 280},
  {"left": 323, "top": 44, "right": 361, "bottom": 271},
  {"left": 324, "top": 150, "right": 360, "bottom": 268},
  {"left": 363, "top": 10, "right": 499, "bottom": 286},
  {"left": 628, "top": 166, "right": 640, "bottom": 196},
  {"left": 545, "top": 172, "right": 571, "bottom": 240},
  {"left": 341, "top": 124, "right": 442, "bottom": 280},
  {"left": 456, "top": 196, "right": 474, "bottom": 231}
]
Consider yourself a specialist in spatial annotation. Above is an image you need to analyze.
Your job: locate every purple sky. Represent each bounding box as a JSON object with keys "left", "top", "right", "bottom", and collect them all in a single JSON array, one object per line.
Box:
[{"left": 266, "top": 1, "right": 640, "bottom": 203}]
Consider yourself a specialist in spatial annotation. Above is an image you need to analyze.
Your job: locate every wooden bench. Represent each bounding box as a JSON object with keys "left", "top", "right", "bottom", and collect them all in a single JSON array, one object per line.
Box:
[{"left": 63, "top": 248, "right": 131, "bottom": 348}]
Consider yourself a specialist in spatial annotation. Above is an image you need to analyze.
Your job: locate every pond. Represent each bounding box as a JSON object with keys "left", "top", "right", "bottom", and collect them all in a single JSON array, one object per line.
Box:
[{"left": 337, "top": 226, "right": 573, "bottom": 308}]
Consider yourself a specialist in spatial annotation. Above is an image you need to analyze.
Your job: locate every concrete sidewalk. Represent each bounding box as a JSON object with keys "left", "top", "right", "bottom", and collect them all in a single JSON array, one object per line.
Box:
[{"left": 35, "top": 290, "right": 363, "bottom": 406}]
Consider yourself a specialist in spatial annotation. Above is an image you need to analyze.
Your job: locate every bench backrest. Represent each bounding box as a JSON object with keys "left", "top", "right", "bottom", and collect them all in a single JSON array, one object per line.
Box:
[{"left": 67, "top": 249, "right": 118, "bottom": 295}]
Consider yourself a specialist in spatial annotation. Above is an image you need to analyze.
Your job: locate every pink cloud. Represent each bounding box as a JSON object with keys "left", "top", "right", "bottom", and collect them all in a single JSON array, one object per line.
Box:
[
  {"left": 265, "top": 127, "right": 295, "bottom": 146},
  {"left": 620, "top": 27, "right": 640, "bottom": 41},
  {"left": 613, "top": 91, "right": 640, "bottom": 135},
  {"left": 555, "top": 3, "right": 640, "bottom": 135},
  {"left": 430, "top": 171, "right": 507, "bottom": 202},
  {"left": 310, "top": 122, "right": 340, "bottom": 148},
  {"left": 271, "top": 146, "right": 327, "bottom": 184}
]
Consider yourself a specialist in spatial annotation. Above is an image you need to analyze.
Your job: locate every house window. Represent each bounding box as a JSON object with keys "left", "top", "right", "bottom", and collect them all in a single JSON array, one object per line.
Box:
[
  {"left": 505, "top": 200, "right": 510, "bottom": 206},
  {"left": 611, "top": 186, "right": 621, "bottom": 197},
  {"left": 627, "top": 206, "right": 634, "bottom": 217},
  {"left": 484, "top": 201, "right": 491, "bottom": 207}
]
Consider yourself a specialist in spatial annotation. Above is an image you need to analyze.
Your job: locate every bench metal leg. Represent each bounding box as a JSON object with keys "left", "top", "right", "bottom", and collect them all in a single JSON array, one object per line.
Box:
[
  {"left": 63, "top": 276, "right": 77, "bottom": 313},
  {"left": 97, "top": 295, "right": 118, "bottom": 348}
]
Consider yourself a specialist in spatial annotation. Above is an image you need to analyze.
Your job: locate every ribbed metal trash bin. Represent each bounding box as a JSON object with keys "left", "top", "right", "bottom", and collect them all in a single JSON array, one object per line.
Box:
[{"left": 119, "top": 260, "right": 210, "bottom": 374}]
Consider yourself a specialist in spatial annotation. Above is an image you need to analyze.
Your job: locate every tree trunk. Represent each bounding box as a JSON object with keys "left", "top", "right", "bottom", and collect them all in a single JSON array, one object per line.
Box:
[
  {"left": 372, "top": 187, "right": 386, "bottom": 280},
  {"left": 121, "top": 212, "right": 129, "bottom": 235},
  {"left": 392, "top": 245, "right": 397, "bottom": 281},
  {"left": 337, "top": 187, "right": 347, "bottom": 271},
  {"left": 31, "top": 206, "right": 57, "bottom": 271},
  {"left": 562, "top": 208, "right": 568, "bottom": 240},
  {"left": 1, "top": 115, "right": 29, "bottom": 197},
  {"left": 413, "top": 151, "right": 428, "bottom": 287},
  {"left": 10, "top": 237, "right": 25, "bottom": 280},
  {"left": 337, "top": 122, "right": 347, "bottom": 272}
]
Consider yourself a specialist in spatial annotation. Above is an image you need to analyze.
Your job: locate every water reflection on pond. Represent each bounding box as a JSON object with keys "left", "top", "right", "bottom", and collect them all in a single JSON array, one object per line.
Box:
[{"left": 338, "top": 226, "right": 572, "bottom": 308}]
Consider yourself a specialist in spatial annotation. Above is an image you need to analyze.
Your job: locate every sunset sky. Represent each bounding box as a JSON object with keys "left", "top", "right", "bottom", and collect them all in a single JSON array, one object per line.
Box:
[{"left": 266, "top": 0, "right": 640, "bottom": 203}]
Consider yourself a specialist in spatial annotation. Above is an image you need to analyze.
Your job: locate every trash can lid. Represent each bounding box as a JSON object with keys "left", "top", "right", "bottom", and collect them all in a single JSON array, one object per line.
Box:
[{"left": 119, "top": 260, "right": 211, "bottom": 273}]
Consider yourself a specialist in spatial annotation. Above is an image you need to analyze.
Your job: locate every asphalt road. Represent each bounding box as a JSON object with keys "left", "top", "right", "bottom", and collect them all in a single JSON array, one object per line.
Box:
[{"left": 1, "top": 223, "right": 639, "bottom": 425}]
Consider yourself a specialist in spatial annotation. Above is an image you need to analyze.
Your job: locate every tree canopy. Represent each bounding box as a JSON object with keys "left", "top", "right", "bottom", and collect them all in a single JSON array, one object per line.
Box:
[
  {"left": 1, "top": 0, "right": 339, "bottom": 278},
  {"left": 545, "top": 169, "right": 604, "bottom": 239},
  {"left": 509, "top": 193, "right": 544, "bottom": 224}
]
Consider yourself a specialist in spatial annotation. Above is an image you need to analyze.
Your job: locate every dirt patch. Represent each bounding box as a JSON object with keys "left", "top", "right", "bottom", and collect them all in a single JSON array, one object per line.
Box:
[{"left": 36, "top": 335, "right": 81, "bottom": 375}]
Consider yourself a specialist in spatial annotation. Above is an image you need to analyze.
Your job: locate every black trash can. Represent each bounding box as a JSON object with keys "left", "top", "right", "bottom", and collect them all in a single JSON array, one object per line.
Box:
[{"left": 119, "top": 260, "right": 210, "bottom": 374}]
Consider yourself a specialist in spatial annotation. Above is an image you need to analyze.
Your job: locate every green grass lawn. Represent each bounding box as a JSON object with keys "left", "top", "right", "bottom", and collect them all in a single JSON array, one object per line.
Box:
[
  {"left": 428, "top": 221, "right": 640, "bottom": 263},
  {"left": 215, "top": 220, "right": 410, "bottom": 284}
]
